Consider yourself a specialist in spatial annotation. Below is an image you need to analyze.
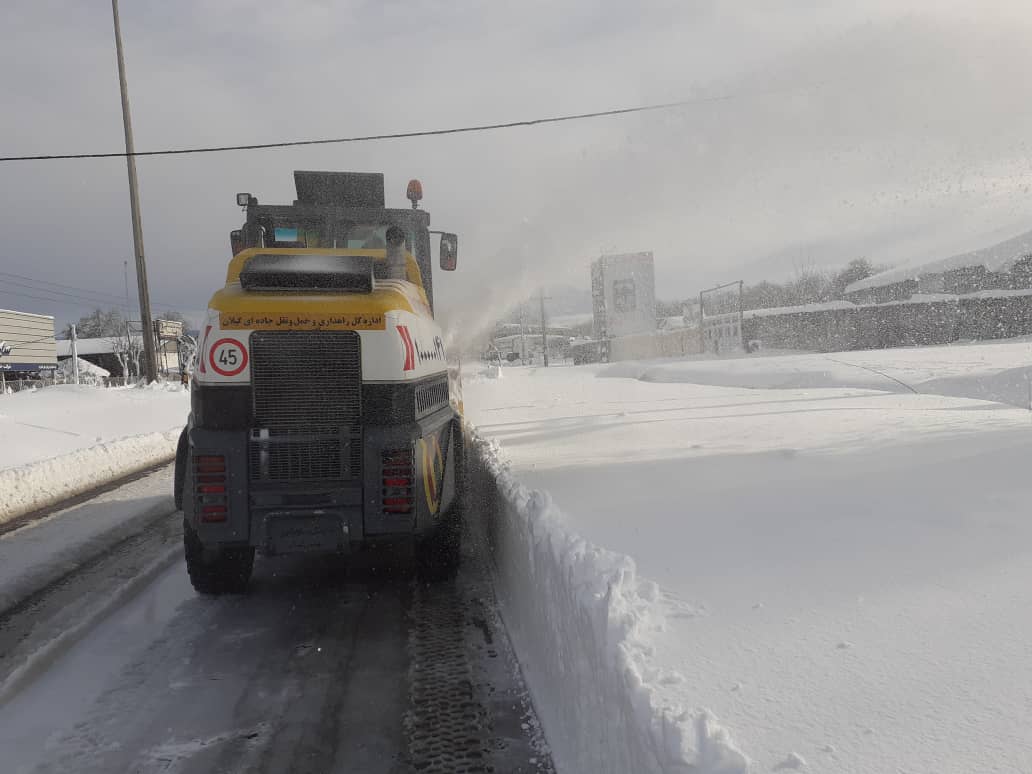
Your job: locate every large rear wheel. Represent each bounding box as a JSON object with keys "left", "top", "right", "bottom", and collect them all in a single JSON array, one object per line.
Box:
[
  {"left": 416, "top": 510, "right": 461, "bottom": 582},
  {"left": 173, "top": 426, "right": 188, "bottom": 511},
  {"left": 184, "top": 522, "right": 254, "bottom": 595}
]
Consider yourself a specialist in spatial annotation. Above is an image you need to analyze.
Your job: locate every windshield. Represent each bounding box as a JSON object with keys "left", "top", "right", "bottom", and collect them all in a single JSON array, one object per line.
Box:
[{"left": 266, "top": 221, "right": 416, "bottom": 253}]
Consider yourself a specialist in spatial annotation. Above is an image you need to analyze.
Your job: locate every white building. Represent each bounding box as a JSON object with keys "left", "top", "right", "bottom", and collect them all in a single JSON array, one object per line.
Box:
[
  {"left": 0, "top": 309, "right": 57, "bottom": 374},
  {"left": 590, "top": 252, "right": 657, "bottom": 341}
]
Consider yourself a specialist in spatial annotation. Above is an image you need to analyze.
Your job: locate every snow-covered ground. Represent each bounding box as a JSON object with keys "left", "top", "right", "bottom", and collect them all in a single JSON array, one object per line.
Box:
[
  {"left": 465, "top": 339, "right": 1032, "bottom": 773},
  {"left": 602, "top": 337, "right": 1032, "bottom": 407},
  {"left": 0, "top": 383, "right": 189, "bottom": 522}
]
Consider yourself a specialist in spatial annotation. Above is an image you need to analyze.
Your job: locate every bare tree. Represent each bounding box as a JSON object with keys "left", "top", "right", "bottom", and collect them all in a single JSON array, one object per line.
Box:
[
  {"left": 111, "top": 334, "right": 144, "bottom": 379},
  {"left": 178, "top": 333, "right": 198, "bottom": 376},
  {"left": 785, "top": 262, "right": 831, "bottom": 306},
  {"left": 61, "top": 308, "right": 126, "bottom": 339}
]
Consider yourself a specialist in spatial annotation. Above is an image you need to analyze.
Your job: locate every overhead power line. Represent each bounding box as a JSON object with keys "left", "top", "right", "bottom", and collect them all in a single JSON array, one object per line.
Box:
[
  {"left": 0, "top": 86, "right": 816, "bottom": 162},
  {"left": 0, "top": 270, "right": 183, "bottom": 310},
  {"left": 0, "top": 283, "right": 184, "bottom": 313},
  {"left": 1, "top": 276, "right": 136, "bottom": 307},
  {"left": 0, "top": 287, "right": 115, "bottom": 311},
  {"left": 0, "top": 270, "right": 133, "bottom": 304}
]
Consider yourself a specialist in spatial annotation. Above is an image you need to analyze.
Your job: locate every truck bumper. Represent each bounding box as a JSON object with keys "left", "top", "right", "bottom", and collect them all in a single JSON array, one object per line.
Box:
[{"left": 184, "top": 408, "right": 459, "bottom": 555}]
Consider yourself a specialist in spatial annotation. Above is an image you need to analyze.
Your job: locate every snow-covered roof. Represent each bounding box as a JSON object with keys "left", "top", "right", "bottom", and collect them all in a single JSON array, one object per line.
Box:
[
  {"left": 56, "top": 337, "right": 179, "bottom": 357},
  {"left": 845, "top": 227, "right": 1032, "bottom": 294},
  {"left": 743, "top": 300, "right": 855, "bottom": 319},
  {"left": 0, "top": 308, "right": 54, "bottom": 321},
  {"left": 55, "top": 337, "right": 121, "bottom": 356},
  {"left": 56, "top": 356, "right": 111, "bottom": 377},
  {"left": 877, "top": 287, "right": 1032, "bottom": 305}
]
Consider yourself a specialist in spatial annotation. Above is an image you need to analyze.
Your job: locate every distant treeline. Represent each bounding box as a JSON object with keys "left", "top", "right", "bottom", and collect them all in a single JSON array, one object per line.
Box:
[{"left": 658, "top": 258, "right": 883, "bottom": 320}]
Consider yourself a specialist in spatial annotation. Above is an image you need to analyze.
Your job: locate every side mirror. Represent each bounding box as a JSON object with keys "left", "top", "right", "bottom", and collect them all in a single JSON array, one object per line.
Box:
[
  {"left": 439, "top": 233, "right": 458, "bottom": 271},
  {"left": 230, "top": 229, "right": 244, "bottom": 255}
]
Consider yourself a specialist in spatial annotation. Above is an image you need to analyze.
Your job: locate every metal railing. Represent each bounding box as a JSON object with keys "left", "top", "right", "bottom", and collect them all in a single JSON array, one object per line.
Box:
[{"left": 1, "top": 373, "right": 138, "bottom": 394}]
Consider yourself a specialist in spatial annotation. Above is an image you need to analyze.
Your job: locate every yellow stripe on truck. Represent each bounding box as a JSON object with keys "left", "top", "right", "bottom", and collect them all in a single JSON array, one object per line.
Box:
[
  {"left": 211, "top": 247, "right": 432, "bottom": 331},
  {"left": 220, "top": 311, "right": 386, "bottom": 331}
]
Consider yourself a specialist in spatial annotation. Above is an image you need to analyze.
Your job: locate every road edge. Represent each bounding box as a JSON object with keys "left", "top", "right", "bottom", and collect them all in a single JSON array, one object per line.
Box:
[{"left": 0, "top": 539, "right": 181, "bottom": 707}]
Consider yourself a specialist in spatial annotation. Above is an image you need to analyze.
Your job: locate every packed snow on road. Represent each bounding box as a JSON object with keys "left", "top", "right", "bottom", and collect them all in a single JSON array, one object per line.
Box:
[{"left": 464, "top": 338, "right": 1032, "bottom": 773}]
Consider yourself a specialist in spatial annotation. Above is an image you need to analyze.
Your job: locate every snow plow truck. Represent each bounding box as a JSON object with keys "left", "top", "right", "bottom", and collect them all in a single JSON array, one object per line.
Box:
[{"left": 174, "top": 171, "right": 464, "bottom": 593}]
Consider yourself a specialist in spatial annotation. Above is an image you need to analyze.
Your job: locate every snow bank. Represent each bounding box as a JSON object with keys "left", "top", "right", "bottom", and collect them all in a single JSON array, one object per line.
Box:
[
  {"left": 0, "top": 382, "right": 188, "bottom": 521},
  {"left": 465, "top": 357, "right": 1032, "bottom": 772},
  {"left": 56, "top": 357, "right": 111, "bottom": 379},
  {"left": 0, "top": 428, "right": 181, "bottom": 525},
  {"left": 468, "top": 432, "right": 748, "bottom": 774}
]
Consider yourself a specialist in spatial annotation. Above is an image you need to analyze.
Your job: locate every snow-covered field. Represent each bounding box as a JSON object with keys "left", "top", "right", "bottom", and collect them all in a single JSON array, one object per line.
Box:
[
  {"left": 465, "top": 339, "right": 1032, "bottom": 773},
  {"left": 602, "top": 337, "right": 1032, "bottom": 407},
  {"left": 0, "top": 384, "right": 189, "bottom": 522}
]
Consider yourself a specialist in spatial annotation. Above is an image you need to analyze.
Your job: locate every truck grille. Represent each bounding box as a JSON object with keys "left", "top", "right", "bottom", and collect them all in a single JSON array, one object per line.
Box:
[
  {"left": 249, "top": 330, "right": 362, "bottom": 481},
  {"left": 414, "top": 377, "right": 450, "bottom": 418}
]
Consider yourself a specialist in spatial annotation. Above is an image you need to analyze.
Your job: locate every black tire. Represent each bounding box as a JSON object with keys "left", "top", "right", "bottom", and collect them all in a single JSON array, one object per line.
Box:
[
  {"left": 452, "top": 419, "right": 467, "bottom": 501},
  {"left": 184, "top": 522, "right": 254, "bottom": 595},
  {"left": 416, "top": 510, "right": 461, "bottom": 582},
  {"left": 173, "top": 426, "right": 188, "bottom": 511}
]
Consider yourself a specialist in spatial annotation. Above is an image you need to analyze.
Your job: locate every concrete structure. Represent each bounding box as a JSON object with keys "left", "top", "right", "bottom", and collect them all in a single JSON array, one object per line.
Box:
[{"left": 591, "top": 252, "right": 657, "bottom": 348}]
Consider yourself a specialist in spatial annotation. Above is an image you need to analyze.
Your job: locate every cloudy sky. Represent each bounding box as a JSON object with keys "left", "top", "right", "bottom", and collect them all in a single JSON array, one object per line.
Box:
[{"left": 4, "top": 1, "right": 1032, "bottom": 338}]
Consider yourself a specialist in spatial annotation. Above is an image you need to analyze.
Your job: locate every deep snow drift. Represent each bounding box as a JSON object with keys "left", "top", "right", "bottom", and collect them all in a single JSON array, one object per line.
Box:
[
  {"left": 0, "top": 383, "right": 189, "bottom": 522},
  {"left": 469, "top": 435, "right": 748, "bottom": 774},
  {"left": 465, "top": 339, "right": 1032, "bottom": 773}
]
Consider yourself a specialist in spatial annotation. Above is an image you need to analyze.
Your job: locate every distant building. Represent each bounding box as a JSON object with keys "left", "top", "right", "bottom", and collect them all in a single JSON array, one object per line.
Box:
[
  {"left": 0, "top": 309, "right": 57, "bottom": 375},
  {"left": 591, "top": 252, "right": 657, "bottom": 343},
  {"left": 845, "top": 227, "right": 1032, "bottom": 304}
]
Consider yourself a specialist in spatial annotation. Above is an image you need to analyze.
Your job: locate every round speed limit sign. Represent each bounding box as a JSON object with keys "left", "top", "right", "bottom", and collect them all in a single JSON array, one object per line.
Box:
[{"left": 209, "top": 338, "right": 248, "bottom": 377}]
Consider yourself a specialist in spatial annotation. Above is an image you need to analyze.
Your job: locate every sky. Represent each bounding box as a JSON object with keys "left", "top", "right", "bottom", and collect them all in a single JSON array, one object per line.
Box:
[{"left": 4, "top": 1, "right": 1032, "bottom": 340}]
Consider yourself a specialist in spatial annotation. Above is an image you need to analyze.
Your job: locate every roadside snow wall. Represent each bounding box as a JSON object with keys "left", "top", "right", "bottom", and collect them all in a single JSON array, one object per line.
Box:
[
  {"left": 0, "top": 429, "right": 180, "bottom": 525},
  {"left": 468, "top": 432, "right": 749, "bottom": 774}
]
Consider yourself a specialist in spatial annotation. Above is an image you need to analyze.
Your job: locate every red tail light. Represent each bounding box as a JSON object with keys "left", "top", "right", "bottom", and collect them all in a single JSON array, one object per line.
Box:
[
  {"left": 201, "top": 505, "right": 228, "bottom": 523},
  {"left": 195, "top": 454, "right": 229, "bottom": 521},
  {"left": 196, "top": 455, "right": 226, "bottom": 474},
  {"left": 382, "top": 448, "right": 414, "bottom": 514}
]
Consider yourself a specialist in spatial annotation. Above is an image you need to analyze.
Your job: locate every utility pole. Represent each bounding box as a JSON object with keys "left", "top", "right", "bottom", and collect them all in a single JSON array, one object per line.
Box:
[
  {"left": 112, "top": 0, "right": 157, "bottom": 383},
  {"left": 71, "top": 324, "right": 80, "bottom": 385},
  {"left": 539, "top": 288, "right": 549, "bottom": 367},
  {"left": 518, "top": 304, "right": 527, "bottom": 365},
  {"left": 123, "top": 259, "right": 131, "bottom": 318}
]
